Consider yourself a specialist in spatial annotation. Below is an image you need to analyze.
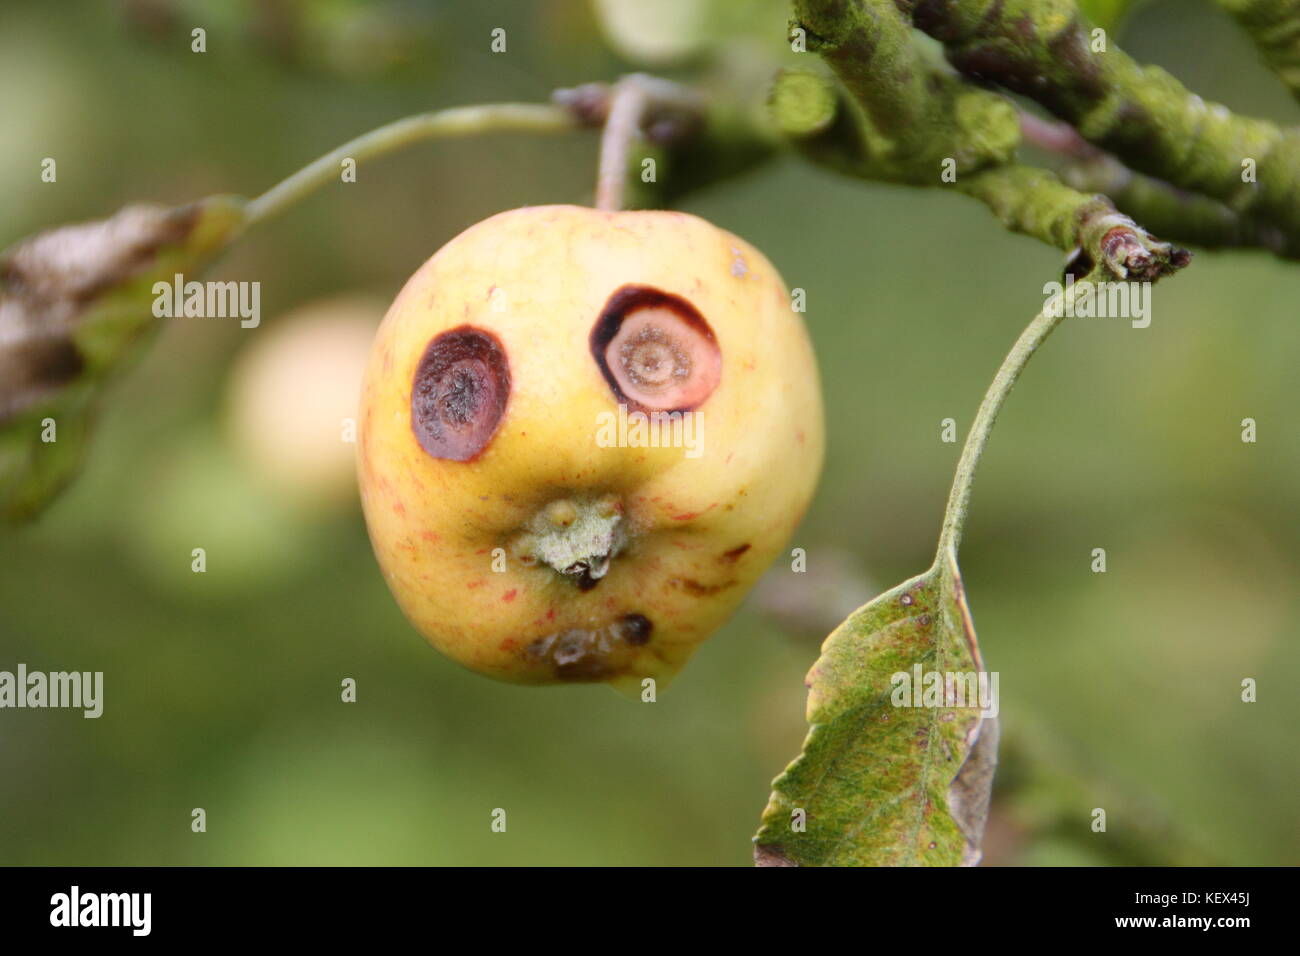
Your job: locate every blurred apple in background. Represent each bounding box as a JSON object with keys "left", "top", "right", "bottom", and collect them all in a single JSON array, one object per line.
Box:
[{"left": 224, "top": 294, "right": 383, "bottom": 514}]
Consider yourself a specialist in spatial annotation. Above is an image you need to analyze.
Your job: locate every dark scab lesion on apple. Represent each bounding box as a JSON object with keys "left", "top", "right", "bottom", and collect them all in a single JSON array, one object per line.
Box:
[
  {"left": 526, "top": 612, "right": 654, "bottom": 680},
  {"left": 410, "top": 325, "right": 510, "bottom": 461},
  {"left": 616, "top": 613, "right": 652, "bottom": 646},
  {"left": 590, "top": 284, "right": 721, "bottom": 413}
]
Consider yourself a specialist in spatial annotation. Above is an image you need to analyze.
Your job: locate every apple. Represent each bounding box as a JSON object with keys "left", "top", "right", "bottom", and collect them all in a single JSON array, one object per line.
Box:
[{"left": 358, "top": 205, "right": 823, "bottom": 694}]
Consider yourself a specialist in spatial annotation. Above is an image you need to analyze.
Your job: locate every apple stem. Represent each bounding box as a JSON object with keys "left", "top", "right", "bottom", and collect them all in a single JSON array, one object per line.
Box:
[
  {"left": 594, "top": 80, "right": 650, "bottom": 212},
  {"left": 587, "top": 74, "right": 708, "bottom": 212}
]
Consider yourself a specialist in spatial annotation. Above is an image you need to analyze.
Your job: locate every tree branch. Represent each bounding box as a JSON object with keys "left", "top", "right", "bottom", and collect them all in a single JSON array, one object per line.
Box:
[
  {"left": 791, "top": 0, "right": 1020, "bottom": 180},
  {"left": 898, "top": 0, "right": 1300, "bottom": 245},
  {"left": 1218, "top": 0, "right": 1300, "bottom": 103},
  {"left": 771, "top": 69, "right": 1189, "bottom": 278},
  {"left": 1021, "top": 112, "right": 1291, "bottom": 255}
]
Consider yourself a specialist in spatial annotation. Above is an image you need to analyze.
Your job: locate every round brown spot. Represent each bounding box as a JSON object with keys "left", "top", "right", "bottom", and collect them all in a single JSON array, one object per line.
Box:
[
  {"left": 590, "top": 285, "right": 721, "bottom": 413},
  {"left": 410, "top": 326, "right": 509, "bottom": 461},
  {"left": 615, "top": 613, "right": 653, "bottom": 646}
]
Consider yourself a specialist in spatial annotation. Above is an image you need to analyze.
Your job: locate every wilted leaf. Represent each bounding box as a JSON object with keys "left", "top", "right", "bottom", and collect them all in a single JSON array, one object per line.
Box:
[
  {"left": 753, "top": 547, "right": 998, "bottom": 866},
  {"left": 0, "top": 195, "right": 246, "bottom": 523}
]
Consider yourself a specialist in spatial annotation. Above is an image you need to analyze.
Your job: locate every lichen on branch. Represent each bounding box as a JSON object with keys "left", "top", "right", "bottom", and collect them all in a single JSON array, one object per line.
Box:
[
  {"left": 770, "top": 67, "right": 1188, "bottom": 279},
  {"left": 1021, "top": 112, "right": 1290, "bottom": 256},
  {"left": 1218, "top": 0, "right": 1300, "bottom": 103},
  {"left": 959, "top": 165, "right": 1189, "bottom": 280},
  {"left": 778, "top": 0, "right": 1300, "bottom": 267},
  {"left": 790, "top": 0, "right": 1020, "bottom": 179},
  {"left": 899, "top": 0, "right": 1300, "bottom": 246}
]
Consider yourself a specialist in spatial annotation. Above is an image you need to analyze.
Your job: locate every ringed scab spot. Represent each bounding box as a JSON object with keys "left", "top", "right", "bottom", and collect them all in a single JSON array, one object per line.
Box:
[
  {"left": 526, "top": 613, "right": 654, "bottom": 681},
  {"left": 410, "top": 326, "right": 509, "bottom": 461},
  {"left": 590, "top": 284, "right": 721, "bottom": 414}
]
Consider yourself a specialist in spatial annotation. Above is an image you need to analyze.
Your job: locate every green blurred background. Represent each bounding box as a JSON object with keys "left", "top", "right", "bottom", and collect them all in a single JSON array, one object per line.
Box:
[{"left": 1, "top": 0, "right": 1296, "bottom": 865}]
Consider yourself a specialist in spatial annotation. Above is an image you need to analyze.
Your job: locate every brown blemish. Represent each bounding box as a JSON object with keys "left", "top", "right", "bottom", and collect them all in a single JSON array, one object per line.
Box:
[
  {"left": 525, "top": 612, "right": 654, "bottom": 681},
  {"left": 672, "top": 577, "right": 736, "bottom": 596},
  {"left": 590, "top": 284, "right": 721, "bottom": 413},
  {"left": 753, "top": 843, "right": 797, "bottom": 867},
  {"left": 722, "top": 543, "right": 751, "bottom": 562},
  {"left": 616, "top": 613, "right": 652, "bottom": 646},
  {"left": 410, "top": 325, "right": 510, "bottom": 462},
  {"left": 670, "top": 502, "right": 717, "bottom": 522}
]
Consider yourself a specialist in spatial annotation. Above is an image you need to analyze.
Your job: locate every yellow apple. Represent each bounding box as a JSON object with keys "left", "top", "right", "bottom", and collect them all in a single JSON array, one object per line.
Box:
[{"left": 358, "top": 204, "right": 823, "bottom": 694}]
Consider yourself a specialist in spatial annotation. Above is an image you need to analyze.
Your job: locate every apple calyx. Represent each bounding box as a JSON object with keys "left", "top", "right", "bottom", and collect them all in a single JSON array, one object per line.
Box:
[{"left": 510, "top": 494, "right": 626, "bottom": 589}]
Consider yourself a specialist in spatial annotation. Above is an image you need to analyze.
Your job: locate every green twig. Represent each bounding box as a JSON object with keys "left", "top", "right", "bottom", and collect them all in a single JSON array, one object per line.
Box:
[
  {"left": 1218, "top": 0, "right": 1300, "bottom": 102},
  {"left": 244, "top": 103, "right": 579, "bottom": 227},
  {"left": 1021, "top": 112, "right": 1291, "bottom": 255},
  {"left": 936, "top": 292, "right": 1071, "bottom": 559},
  {"left": 791, "top": 0, "right": 1019, "bottom": 178},
  {"left": 771, "top": 70, "right": 1189, "bottom": 278},
  {"left": 958, "top": 164, "right": 1189, "bottom": 279},
  {"left": 898, "top": 0, "right": 1300, "bottom": 242}
]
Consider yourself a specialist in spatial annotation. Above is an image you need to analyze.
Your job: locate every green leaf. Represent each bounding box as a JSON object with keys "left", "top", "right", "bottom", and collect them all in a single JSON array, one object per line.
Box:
[
  {"left": 753, "top": 547, "right": 998, "bottom": 866},
  {"left": 0, "top": 195, "right": 246, "bottom": 523}
]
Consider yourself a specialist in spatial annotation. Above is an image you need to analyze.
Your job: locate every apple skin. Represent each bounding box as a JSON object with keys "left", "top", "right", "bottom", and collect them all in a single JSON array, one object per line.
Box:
[{"left": 358, "top": 204, "right": 823, "bottom": 693}]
